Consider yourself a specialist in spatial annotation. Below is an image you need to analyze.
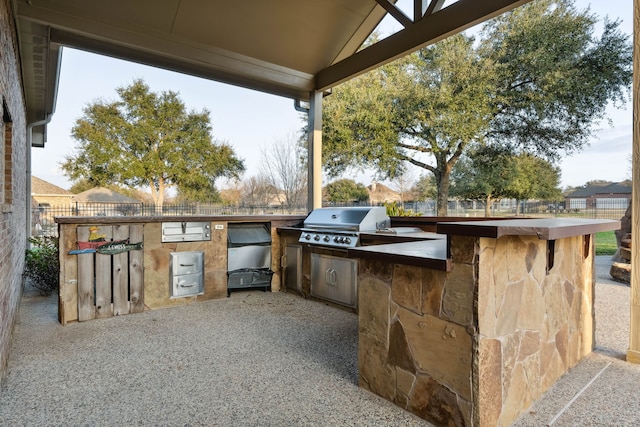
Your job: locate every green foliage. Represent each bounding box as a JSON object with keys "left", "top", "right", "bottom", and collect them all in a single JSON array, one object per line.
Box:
[
  {"left": 451, "top": 147, "right": 562, "bottom": 215},
  {"left": 24, "top": 236, "right": 60, "bottom": 296},
  {"left": 324, "top": 179, "right": 369, "bottom": 203},
  {"left": 506, "top": 154, "right": 562, "bottom": 203},
  {"left": 595, "top": 231, "right": 617, "bottom": 256},
  {"left": 482, "top": 0, "right": 632, "bottom": 160},
  {"left": 385, "top": 202, "right": 421, "bottom": 217},
  {"left": 176, "top": 184, "right": 222, "bottom": 203},
  {"left": 451, "top": 146, "right": 516, "bottom": 201},
  {"left": 68, "top": 179, "right": 143, "bottom": 202},
  {"left": 69, "top": 178, "right": 99, "bottom": 194},
  {"left": 321, "top": 0, "right": 632, "bottom": 215},
  {"left": 412, "top": 174, "right": 437, "bottom": 201},
  {"left": 62, "top": 79, "right": 245, "bottom": 206}
]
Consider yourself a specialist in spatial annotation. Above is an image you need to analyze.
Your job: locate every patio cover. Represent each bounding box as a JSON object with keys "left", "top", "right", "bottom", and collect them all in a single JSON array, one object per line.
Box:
[{"left": 13, "top": 0, "right": 529, "bottom": 145}]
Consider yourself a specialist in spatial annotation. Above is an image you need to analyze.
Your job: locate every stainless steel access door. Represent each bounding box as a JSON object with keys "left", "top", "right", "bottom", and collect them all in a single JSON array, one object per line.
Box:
[
  {"left": 310, "top": 252, "right": 357, "bottom": 308},
  {"left": 283, "top": 244, "right": 302, "bottom": 292}
]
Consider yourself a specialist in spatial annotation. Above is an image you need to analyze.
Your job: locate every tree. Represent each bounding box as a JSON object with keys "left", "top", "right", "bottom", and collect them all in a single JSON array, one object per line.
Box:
[
  {"left": 412, "top": 174, "right": 437, "bottom": 202},
  {"left": 241, "top": 176, "right": 279, "bottom": 207},
  {"left": 62, "top": 79, "right": 245, "bottom": 206},
  {"left": 450, "top": 146, "right": 517, "bottom": 216},
  {"left": 258, "top": 133, "right": 307, "bottom": 212},
  {"left": 451, "top": 147, "right": 561, "bottom": 216},
  {"left": 176, "top": 185, "right": 222, "bottom": 203},
  {"left": 220, "top": 177, "right": 242, "bottom": 206},
  {"left": 584, "top": 180, "right": 613, "bottom": 186},
  {"left": 392, "top": 168, "right": 416, "bottom": 204},
  {"left": 324, "top": 179, "right": 369, "bottom": 203},
  {"left": 506, "top": 154, "right": 562, "bottom": 214},
  {"left": 68, "top": 178, "right": 144, "bottom": 202},
  {"left": 321, "top": 0, "right": 631, "bottom": 215}
]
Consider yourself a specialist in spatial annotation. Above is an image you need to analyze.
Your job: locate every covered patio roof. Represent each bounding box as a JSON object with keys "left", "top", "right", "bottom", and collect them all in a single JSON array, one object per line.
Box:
[{"left": 13, "top": 0, "right": 529, "bottom": 146}]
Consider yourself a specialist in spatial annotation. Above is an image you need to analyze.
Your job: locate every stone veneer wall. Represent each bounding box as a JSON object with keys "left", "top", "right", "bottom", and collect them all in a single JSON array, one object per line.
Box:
[
  {"left": 358, "top": 235, "right": 476, "bottom": 426},
  {"left": 0, "top": 0, "right": 28, "bottom": 383},
  {"left": 143, "top": 222, "right": 229, "bottom": 309},
  {"left": 477, "top": 234, "right": 593, "bottom": 426},
  {"left": 358, "top": 234, "right": 594, "bottom": 426}
]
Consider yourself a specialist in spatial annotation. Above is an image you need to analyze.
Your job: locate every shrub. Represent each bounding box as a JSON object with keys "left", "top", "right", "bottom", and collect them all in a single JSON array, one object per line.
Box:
[
  {"left": 24, "top": 236, "right": 60, "bottom": 296},
  {"left": 385, "top": 202, "right": 422, "bottom": 217}
]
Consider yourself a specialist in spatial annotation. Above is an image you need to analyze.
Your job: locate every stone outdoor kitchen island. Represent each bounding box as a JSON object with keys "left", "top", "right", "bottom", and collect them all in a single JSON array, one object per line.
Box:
[{"left": 349, "top": 218, "right": 619, "bottom": 427}]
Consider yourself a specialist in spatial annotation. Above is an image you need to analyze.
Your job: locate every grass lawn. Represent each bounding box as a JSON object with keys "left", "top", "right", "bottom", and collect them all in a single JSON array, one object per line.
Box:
[{"left": 595, "top": 231, "right": 617, "bottom": 256}]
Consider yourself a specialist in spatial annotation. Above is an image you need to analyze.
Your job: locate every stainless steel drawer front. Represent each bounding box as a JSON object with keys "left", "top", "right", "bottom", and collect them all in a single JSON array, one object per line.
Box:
[
  {"left": 171, "top": 273, "right": 204, "bottom": 297},
  {"left": 172, "top": 252, "right": 203, "bottom": 275},
  {"left": 170, "top": 251, "right": 204, "bottom": 298}
]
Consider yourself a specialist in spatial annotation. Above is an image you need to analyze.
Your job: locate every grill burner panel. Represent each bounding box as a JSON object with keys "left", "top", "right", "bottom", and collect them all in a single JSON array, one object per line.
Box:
[
  {"left": 299, "top": 207, "right": 390, "bottom": 248},
  {"left": 299, "top": 230, "right": 359, "bottom": 248}
]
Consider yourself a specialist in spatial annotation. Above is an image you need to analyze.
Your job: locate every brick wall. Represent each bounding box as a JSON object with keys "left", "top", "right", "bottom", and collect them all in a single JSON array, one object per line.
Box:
[{"left": 0, "top": 0, "right": 28, "bottom": 382}]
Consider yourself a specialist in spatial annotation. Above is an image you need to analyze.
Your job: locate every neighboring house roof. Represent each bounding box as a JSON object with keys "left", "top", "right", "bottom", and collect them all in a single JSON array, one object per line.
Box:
[
  {"left": 74, "top": 187, "right": 140, "bottom": 204},
  {"left": 601, "top": 181, "right": 632, "bottom": 194},
  {"left": 368, "top": 182, "right": 401, "bottom": 204},
  {"left": 31, "top": 176, "right": 72, "bottom": 195},
  {"left": 566, "top": 181, "right": 632, "bottom": 198}
]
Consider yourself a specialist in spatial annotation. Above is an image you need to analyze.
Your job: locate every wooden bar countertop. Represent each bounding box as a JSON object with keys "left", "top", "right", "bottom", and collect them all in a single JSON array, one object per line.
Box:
[{"left": 349, "top": 218, "right": 620, "bottom": 271}]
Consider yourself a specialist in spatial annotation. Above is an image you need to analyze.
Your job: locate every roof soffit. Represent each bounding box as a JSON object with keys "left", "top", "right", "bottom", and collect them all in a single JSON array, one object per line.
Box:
[
  {"left": 14, "top": 0, "right": 531, "bottom": 127},
  {"left": 15, "top": 0, "right": 390, "bottom": 101}
]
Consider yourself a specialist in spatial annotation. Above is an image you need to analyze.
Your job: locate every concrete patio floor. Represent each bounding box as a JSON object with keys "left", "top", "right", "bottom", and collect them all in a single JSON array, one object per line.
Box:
[{"left": 1, "top": 256, "right": 639, "bottom": 426}]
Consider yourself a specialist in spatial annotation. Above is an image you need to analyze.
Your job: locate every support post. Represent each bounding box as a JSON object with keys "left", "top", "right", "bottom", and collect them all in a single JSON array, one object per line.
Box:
[
  {"left": 628, "top": 0, "right": 640, "bottom": 364},
  {"left": 307, "top": 90, "right": 323, "bottom": 211}
]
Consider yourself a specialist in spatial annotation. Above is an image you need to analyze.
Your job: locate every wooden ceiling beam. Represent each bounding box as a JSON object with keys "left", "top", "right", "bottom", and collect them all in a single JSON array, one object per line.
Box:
[{"left": 315, "top": 0, "right": 531, "bottom": 91}]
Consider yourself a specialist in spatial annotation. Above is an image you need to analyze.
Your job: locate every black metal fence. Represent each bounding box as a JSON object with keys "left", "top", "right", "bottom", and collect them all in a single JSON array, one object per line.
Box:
[
  {"left": 402, "top": 199, "right": 628, "bottom": 220},
  {"left": 31, "top": 202, "right": 310, "bottom": 236},
  {"left": 32, "top": 198, "right": 628, "bottom": 237}
]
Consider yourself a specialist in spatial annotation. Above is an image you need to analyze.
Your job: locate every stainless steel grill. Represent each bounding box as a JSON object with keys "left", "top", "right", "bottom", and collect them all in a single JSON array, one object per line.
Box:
[
  {"left": 298, "top": 206, "right": 390, "bottom": 308},
  {"left": 298, "top": 206, "right": 390, "bottom": 248}
]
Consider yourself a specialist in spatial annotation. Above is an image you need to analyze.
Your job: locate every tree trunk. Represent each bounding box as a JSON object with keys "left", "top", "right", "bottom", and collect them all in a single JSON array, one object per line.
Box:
[
  {"left": 435, "top": 172, "right": 450, "bottom": 217},
  {"left": 484, "top": 195, "right": 493, "bottom": 217},
  {"left": 148, "top": 178, "right": 165, "bottom": 207},
  {"left": 157, "top": 179, "right": 165, "bottom": 207}
]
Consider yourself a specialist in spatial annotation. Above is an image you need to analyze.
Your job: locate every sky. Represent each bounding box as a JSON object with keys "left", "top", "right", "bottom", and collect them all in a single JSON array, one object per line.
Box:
[{"left": 32, "top": 0, "right": 633, "bottom": 192}]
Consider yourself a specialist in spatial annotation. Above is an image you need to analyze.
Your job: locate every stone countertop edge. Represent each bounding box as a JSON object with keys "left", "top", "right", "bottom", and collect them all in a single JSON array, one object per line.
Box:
[
  {"left": 348, "top": 239, "right": 451, "bottom": 271},
  {"left": 436, "top": 218, "right": 621, "bottom": 240},
  {"left": 55, "top": 215, "right": 307, "bottom": 224}
]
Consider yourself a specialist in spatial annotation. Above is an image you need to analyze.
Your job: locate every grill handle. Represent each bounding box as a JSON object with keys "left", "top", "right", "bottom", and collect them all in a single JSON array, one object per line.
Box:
[
  {"left": 304, "top": 224, "right": 358, "bottom": 231},
  {"left": 326, "top": 269, "right": 337, "bottom": 286}
]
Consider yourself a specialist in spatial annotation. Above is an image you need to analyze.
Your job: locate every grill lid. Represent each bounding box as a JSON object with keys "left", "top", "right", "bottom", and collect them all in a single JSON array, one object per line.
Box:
[{"left": 303, "top": 206, "right": 390, "bottom": 231}]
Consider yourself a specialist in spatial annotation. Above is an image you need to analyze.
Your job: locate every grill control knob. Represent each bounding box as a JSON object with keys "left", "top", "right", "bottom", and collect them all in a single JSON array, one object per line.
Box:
[
  {"left": 333, "top": 236, "right": 339, "bottom": 243},
  {"left": 345, "top": 237, "right": 352, "bottom": 245},
  {"left": 313, "top": 234, "right": 320, "bottom": 241},
  {"left": 323, "top": 235, "right": 330, "bottom": 242},
  {"left": 304, "top": 233, "right": 311, "bottom": 240}
]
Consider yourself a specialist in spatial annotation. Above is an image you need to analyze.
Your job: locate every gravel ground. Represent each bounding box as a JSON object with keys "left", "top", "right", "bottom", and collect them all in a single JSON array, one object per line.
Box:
[
  {"left": 1, "top": 256, "right": 637, "bottom": 426},
  {"left": 0, "top": 289, "right": 430, "bottom": 426}
]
